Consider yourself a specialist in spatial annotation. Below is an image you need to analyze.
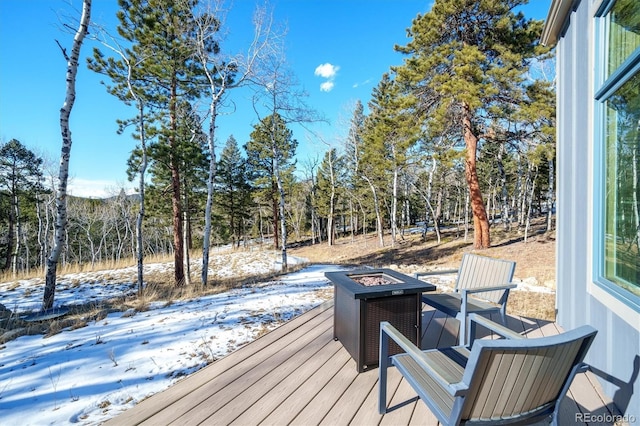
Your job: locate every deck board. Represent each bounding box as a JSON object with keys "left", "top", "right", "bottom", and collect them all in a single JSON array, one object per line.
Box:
[
  {"left": 231, "top": 336, "right": 342, "bottom": 425},
  {"left": 318, "top": 368, "right": 378, "bottom": 425},
  {"left": 106, "top": 300, "right": 621, "bottom": 425},
  {"left": 201, "top": 327, "right": 336, "bottom": 425},
  {"left": 261, "top": 348, "right": 352, "bottom": 424}
]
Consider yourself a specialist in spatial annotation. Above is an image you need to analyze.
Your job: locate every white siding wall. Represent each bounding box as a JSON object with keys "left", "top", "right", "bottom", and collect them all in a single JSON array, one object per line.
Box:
[{"left": 555, "top": 0, "right": 640, "bottom": 419}]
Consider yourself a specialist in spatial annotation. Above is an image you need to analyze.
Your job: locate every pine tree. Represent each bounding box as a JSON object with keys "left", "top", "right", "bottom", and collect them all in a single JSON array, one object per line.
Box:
[
  {"left": 216, "top": 135, "right": 254, "bottom": 248},
  {"left": 344, "top": 101, "right": 368, "bottom": 239},
  {"left": 0, "top": 139, "right": 44, "bottom": 275},
  {"left": 395, "top": 0, "right": 543, "bottom": 248},
  {"left": 132, "top": 101, "right": 209, "bottom": 239},
  {"left": 244, "top": 113, "right": 297, "bottom": 253},
  {"left": 109, "top": 0, "right": 206, "bottom": 285},
  {"left": 315, "top": 148, "right": 344, "bottom": 245},
  {"left": 360, "top": 74, "right": 409, "bottom": 247},
  {"left": 365, "top": 73, "right": 419, "bottom": 246},
  {"left": 518, "top": 74, "right": 556, "bottom": 232},
  {"left": 88, "top": 2, "right": 155, "bottom": 294}
]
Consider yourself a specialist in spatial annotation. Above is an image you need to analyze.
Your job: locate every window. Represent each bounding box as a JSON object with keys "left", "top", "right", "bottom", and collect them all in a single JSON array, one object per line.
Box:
[
  {"left": 606, "top": 0, "right": 640, "bottom": 77},
  {"left": 603, "top": 73, "right": 640, "bottom": 298},
  {"left": 596, "top": 0, "right": 640, "bottom": 307}
]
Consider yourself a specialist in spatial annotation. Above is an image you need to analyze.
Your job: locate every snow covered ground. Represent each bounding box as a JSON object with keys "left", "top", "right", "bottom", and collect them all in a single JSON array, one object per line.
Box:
[{"left": 0, "top": 251, "right": 348, "bottom": 425}]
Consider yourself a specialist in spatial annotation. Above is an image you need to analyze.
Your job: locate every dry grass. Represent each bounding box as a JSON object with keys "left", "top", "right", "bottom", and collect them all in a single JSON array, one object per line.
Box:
[
  {"left": 1, "top": 219, "right": 556, "bottom": 345},
  {"left": 507, "top": 291, "right": 556, "bottom": 322},
  {"left": 0, "top": 253, "right": 177, "bottom": 283},
  {"left": 289, "top": 218, "right": 557, "bottom": 321},
  {"left": 0, "top": 253, "right": 308, "bottom": 345}
]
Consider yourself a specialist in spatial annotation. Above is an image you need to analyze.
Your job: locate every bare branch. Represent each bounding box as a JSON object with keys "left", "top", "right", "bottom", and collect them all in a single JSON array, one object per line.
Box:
[{"left": 55, "top": 40, "right": 69, "bottom": 61}]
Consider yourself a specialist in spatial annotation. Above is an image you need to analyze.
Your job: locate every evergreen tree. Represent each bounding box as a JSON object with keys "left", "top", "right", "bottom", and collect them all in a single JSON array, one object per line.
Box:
[
  {"left": 215, "top": 135, "right": 254, "bottom": 248},
  {"left": 315, "top": 148, "right": 344, "bottom": 245},
  {"left": 110, "top": 0, "right": 205, "bottom": 286},
  {"left": 518, "top": 75, "right": 557, "bottom": 231},
  {"left": 130, "top": 101, "right": 209, "bottom": 243},
  {"left": 395, "top": 0, "right": 544, "bottom": 248},
  {"left": 0, "top": 139, "right": 44, "bottom": 275},
  {"left": 88, "top": 0, "right": 158, "bottom": 294},
  {"left": 359, "top": 75, "right": 403, "bottom": 247},
  {"left": 365, "top": 73, "right": 419, "bottom": 246},
  {"left": 244, "top": 113, "right": 297, "bottom": 251},
  {"left": 344, "top": 100, "right": 369, "bottom": 239}
]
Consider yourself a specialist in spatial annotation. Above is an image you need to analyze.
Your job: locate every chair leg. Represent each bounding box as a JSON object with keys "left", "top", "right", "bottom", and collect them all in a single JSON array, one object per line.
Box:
[
  {"left": 378, "top": 328, "right": 390, "bottom": 414},
  {"left": 499, "top": 304, "right": 508, "bottom": 326},
  {"left": 460, "top": 292, "right": 469, "bottom": 346},
  {"left": 459, "top": 316, "right": 467, "bottom": 346}
]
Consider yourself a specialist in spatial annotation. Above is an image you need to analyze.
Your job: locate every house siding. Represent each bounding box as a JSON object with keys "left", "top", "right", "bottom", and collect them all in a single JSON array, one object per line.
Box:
[
  {"left": 556, "top": 0, "right": 590, "bottom": 331},
  {"left": 553, "top": 0, "right": 640, "bottom": 420}
]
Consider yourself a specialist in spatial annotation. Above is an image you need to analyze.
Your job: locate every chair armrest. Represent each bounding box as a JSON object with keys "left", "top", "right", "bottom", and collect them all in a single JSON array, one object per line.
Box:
[
  {"left": 413, "top": 269, "right": 459, "bottom": 279},
  {"left": 468, "top": 314, "right": 523, "bottom": 340},
  {"left": 461, "top": 283, "right": 517, "bottom": 295},
  {"left": 380, "top": 322, "right": 468, "bottom": 396},
  {"left": 577, "top": 362, "right": 591, "bottom": 374}
]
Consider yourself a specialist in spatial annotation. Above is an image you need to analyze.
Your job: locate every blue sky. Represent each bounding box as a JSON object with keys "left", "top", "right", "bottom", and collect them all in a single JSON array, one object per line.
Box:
[{"left": 0, "top": 0, "right": 551, "bottom": 198}]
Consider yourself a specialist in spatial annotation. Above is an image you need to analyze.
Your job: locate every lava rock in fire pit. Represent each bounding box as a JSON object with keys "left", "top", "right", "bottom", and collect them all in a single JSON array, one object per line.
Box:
[{"left": 351, "top": 275, "right": 395, "bottom": 286}]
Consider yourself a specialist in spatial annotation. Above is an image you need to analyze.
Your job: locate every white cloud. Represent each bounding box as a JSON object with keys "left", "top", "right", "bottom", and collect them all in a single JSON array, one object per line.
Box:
[
  {"left": 352, "top": 78, "right": 372, "bottom": 89},
  {"left": 320, "top": 81, "right": 335, "bottom": 92},
  {"left": 314, "top": 63, "right": 339, "bottom": 92},
  {"left": 314, "top": 63, "right": 339, "bottom": 78}
]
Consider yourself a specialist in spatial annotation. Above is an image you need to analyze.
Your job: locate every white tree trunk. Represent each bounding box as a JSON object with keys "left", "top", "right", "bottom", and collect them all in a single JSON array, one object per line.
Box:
[
  {"left": 277, "top": 174, "right": 288, "bottom": 269},
  {"left": 197, "top": 3, "right": 272, "bottom": 285},
  {"left": 10, "top": 190, "right": 21, "bottom": 277},
  {"left": 327, "top": 154, "right": 336, "bottom": 246},
  {"left": 546, "top": 157, "right": 555, "bottom": 232},
  {"left": 183, "top": 210, "right": 191, "bottom": 286},
  {"left": 390, "top": 164, "right": 398, "bottom": 248},
  {"left": 364, "top": 176, "right": 384, "bottom": 247},
  {"left": 464, "top": 191, "right": 470, "bottom": 242},
  {"left": 426, "top": 157, "right": 441, "bottom": 243},
  {"left": 498, "top": 143, "right": 511, "bottom": 230},
  {"left": 524, "top": 166, "right": 538, "bottom": 243},
  {"left": 201, "top": 107, "right": 217, "bottom": 286},
  {"left": 43, "top": 0, "right": 91, "bottom": 310},
  {"left": 136, "top": 101, "right": 147, "bottom": 295}
]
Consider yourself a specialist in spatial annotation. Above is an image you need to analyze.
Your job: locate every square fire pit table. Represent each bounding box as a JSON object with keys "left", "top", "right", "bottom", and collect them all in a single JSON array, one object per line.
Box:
[{"left": 325, "top": 268, "right": 435, "bottom": 372}]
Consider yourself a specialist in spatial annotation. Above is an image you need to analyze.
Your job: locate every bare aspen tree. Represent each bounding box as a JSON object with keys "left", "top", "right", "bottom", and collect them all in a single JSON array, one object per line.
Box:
[
  {"left": 524, "top": 164, "right": 539, "bottom": 243},
  {"left": 326, "top": 152, "right": 337, "bottom": 246},
  {"left": 89, "top": 27, "right": 150, "bottom": 295},
  {"left": 192, "top": 1, "right": 274, "bottom": 285},
  {"left": 43, "top": 0, "right": 91, "bottom": 310},
  {"left": 250, "top": 23, "right": 323, "bottom": 271},
  {"left": 410, "top": 156, "right": 443, "bottom": 244},
  {"left": 316, "top": 148, "right": 339, "bottom": 246},
  {"left": 301, "top": 157, "right": 321, "bottom": 244}
]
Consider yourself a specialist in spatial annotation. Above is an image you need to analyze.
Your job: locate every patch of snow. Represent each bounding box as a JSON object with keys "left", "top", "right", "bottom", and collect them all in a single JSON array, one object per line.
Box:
[{"left": 0, "top": 251, "right": 347, "bottom": 425}]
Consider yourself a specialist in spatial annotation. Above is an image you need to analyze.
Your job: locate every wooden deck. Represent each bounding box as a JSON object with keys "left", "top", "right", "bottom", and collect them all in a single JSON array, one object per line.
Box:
[{"left": 105, "top": 300, "right": 621, "bottom": 425}]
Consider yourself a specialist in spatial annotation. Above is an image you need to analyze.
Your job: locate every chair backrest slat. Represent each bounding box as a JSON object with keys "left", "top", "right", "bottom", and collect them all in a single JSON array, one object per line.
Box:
[
  {"left": 456, "top": 254, "right": 516, "bottom": 304},
  {"left": 460, "top": 326, "right": 596, "bottom": 422},
  {"left": 527, "top": 342, "right": 578, "bottom": 410}
]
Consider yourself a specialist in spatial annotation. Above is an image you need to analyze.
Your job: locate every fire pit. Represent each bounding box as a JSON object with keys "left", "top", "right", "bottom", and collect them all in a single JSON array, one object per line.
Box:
[{"left": 325, "top": 269, "right": 435, "bottom": 372}]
